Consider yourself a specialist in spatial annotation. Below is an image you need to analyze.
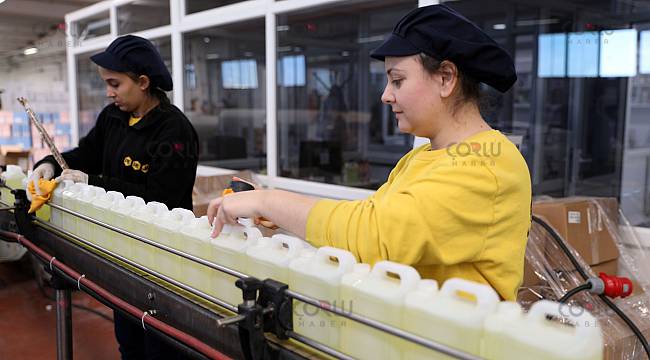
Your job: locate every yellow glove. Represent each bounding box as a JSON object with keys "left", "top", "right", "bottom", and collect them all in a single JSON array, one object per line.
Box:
[{"left": 27, "top": 178, "right": 58, "bottom": 214}]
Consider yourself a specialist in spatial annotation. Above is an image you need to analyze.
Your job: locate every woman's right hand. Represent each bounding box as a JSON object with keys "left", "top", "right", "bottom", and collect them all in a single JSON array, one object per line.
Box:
[
  {"left": 231, "top": 176, "right": 278, "bottom": 229},
  {"left": 28, "top": 163, "right": 55, "bottom": 196}
]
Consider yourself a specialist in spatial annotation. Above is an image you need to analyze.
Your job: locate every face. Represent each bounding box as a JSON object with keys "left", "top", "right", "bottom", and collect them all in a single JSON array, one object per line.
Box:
[
  {"left": 98, "top": 67, "right": 148, "bottom": 113},
  {"left": 381, "top": 55, "right": 444, "bottom": 138}
]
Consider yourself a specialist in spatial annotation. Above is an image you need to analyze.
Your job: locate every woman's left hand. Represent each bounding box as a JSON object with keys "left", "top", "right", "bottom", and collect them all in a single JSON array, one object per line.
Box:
[{"left": 207, "top": 190, "right": 266, "bottom": 238}]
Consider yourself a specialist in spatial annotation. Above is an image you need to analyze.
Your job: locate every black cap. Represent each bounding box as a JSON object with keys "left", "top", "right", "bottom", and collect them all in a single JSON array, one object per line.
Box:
[
  {"left": 370, "top": 5, "right": 517, "bottom": 93},
  {"left": 90, "top": 35, "right": 173, "bottom": 91}
]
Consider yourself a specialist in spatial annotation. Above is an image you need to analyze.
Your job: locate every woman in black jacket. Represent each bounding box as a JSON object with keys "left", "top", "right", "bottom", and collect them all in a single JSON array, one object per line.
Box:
[{"left": 30, "top": 35, "right": 198, "bottom": 360}]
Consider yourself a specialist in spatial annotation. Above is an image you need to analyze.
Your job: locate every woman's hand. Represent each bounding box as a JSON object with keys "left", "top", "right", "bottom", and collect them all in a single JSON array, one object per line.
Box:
[
  {"left": 55, "top": 169, "right": 89, "bottom": 184},
  {"left": 28, "top": 163, "right": 55, "bottom": 197},
  {"left": 207, "top": 190, "right": 267, "bottom": 238}
]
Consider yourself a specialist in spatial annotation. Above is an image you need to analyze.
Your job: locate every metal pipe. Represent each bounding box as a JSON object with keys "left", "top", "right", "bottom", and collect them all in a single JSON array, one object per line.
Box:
[
  {"left": 285, "top": 331, "right": 355, "bottom": 360},
  {"left": 47, "top": 203, "right": 248, "bottom": 279},
  {"left": 285, "top": 290, "right": 481, "bottom": 360},
  {"left": 17, "top": 97, "right": 69, "bottom": 170},
  {"left": 55, "top": 288, "right": 73, "bottom": 360},
  {"left": 33, "top": 219, "right": 238, "bottom": 313}
]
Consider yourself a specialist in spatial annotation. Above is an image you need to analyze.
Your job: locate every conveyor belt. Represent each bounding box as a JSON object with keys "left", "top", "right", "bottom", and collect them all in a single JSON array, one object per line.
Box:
[{"left": 0, "top": 186, "right": 482, "bottom": 360}]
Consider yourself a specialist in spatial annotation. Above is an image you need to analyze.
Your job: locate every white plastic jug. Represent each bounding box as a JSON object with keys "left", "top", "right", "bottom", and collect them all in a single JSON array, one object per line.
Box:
[
  {"left": 75, "top": 186, "right": 106, "bottom": 241},
  {"left": 1, "top": 165, "right": 26, "bottom": 206},
  {"left": 246, "top": 234, "right": 308, "bottom": 284},
  {"left": 210, "top": 219, "right": 262, "bottom": 306},
  {"left": 129, "top": 201, "right": 168, "bottom": 269},
  {"left": 112, "top": 196, "right": 146, "bottom": 258},
  {"left": 50, "top": 180, "right": 73, "bottom": 227},
  {"left": 402, "top": 278, "right": 499, "bottom": 359},
  {"left": 88, "top": 191, "right": 124, "bottom": 251},
  {"left": 61, "top": 183, "right": 87, "bottom": 233},
  {"left": 152, "top": 207, "right": 195, "bottom": 280},
  {"left": 289, "top": 246, "right": 357, "bottom": 349},
  {"left": 179, "top": 216, "right": 213, "bottom": 295},
  {"left": 339, "top": 260, "right": 421, "bottom": 360},
  {"left": 482, "top": 300, "right": 603, "bottom": 360}
]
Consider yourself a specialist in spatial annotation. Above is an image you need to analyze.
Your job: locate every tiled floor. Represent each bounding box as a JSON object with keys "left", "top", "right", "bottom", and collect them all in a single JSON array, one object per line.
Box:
[{"left": 0, "top": 256, "right": 120, "bottom": 360}]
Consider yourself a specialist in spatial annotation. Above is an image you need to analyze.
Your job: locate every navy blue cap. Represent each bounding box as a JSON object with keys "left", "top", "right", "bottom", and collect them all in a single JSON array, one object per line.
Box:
[
  {"left": 370, "top": 5, "right": 517, "bottom": 93},
  {"left": 91, "top": 35, "right": 173, "bottom": 91}
]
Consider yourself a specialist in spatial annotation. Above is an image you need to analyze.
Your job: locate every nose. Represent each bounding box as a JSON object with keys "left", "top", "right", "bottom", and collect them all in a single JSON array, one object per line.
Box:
[
  {"left": 381, "top": 84, "right": 395, "bottom": 104},
  {"left": 106, "top": 86, "right": 115, "bottom": 98}
]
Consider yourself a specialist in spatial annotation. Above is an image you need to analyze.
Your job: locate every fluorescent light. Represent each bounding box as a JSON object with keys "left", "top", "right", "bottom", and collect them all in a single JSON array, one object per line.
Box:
[
  {"left": 23, "top": 47, "right": 38, "bottom": 55},
  {"left": 493, "top": 24, "right": 507, "bottom": 30},
  {"left": 0, "top": 0, "right": 6, "bottom": 4}
]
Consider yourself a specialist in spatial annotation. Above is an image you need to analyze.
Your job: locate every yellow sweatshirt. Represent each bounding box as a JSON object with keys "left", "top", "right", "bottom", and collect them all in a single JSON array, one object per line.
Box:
[{"left": 306, "top": 130, "right": 531, "bottom": 300}]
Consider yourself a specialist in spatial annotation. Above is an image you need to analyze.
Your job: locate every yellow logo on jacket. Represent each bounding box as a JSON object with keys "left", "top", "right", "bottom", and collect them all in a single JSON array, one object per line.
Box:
[{"left": 124, "top": 156, "right": 149, "bottom": 174}]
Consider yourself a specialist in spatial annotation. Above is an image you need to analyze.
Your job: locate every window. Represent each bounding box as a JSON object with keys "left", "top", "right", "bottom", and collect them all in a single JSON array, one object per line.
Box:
[
  {"left": 538, "top": 33, "right": 566, "bottom": 78},
  {"left": 73, "top": 11, "right": 110, "bottom": 43},
  {"left": 567, "top": 32, "right": 599, "bottom": 78},
  {"left": 76, "top": 37, "right": 172, "bottom": 138},
  {"left": 600, "top": 29, "right": 638, "bottom": 78},
  {"left": 185, "top": 0, "right": 243, "bottom": 15},
  {"left": 221, "top": 59, "right": 259, "bottom": 89},
  {"left": 183, "top": 19, "right": 266, "bottom": 172},
  {"left": 279, "top": 55, "right": 306, "bottom": 87},
  {"left": 117, "top": 0, "right": 170, "bottom": 34},
  {"left": 276, "top": 0, "right": 418, "bottom": 188},
  {"left": 76, "top": 52, "right": 109, "bottom": 138}
]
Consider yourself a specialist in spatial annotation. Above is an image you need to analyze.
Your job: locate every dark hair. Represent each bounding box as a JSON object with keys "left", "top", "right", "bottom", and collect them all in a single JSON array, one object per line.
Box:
[
  {"left": 417, "top": 53, "right": 480, "bottom": 114},
  {"left": 125, "top": 72, "right": 172, "bottom": 108}
]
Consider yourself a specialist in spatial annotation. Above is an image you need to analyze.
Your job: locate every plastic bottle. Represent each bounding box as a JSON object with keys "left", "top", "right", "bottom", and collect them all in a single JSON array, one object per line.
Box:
[
  {"left": 339, "top": 261, "right": 421, "bottom": 360},
  {"left": 289, "top": 246, "right": 357, "bottom": 349},
  {"left": 210, "top": 219, "right": 262, "bottom": 305}
]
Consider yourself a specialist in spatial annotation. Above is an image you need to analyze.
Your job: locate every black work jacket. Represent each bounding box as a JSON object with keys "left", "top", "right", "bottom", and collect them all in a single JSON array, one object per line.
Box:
[{"left": 36, "top": 103, "right": 199, "bottom": 210}]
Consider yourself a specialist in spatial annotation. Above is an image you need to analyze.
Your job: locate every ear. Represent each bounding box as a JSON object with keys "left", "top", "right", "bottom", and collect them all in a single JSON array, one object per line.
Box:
[
  {"left": 138, "top": 75, "right": 151, "bottom": 91},
  {"left": 437, "top": 61, "right": 459, "bottom": 99}
]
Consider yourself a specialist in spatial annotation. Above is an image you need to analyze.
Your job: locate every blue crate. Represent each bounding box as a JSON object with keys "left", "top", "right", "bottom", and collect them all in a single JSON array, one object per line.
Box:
[{"left": 12, "top": 112, "right": 28, "bottom": 124}]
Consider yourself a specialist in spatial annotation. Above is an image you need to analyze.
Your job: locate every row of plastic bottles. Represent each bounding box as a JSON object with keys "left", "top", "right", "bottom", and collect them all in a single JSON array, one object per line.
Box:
[
  {"left": 1, "top": 170, "right": 603, "bottom": 359},
  {"left": 290, "top": 251, "right": 603, "bottom": 360}
]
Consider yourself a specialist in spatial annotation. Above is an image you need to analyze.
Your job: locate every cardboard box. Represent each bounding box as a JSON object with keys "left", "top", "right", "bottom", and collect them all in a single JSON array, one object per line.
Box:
[
  {"left": 0, "top": 148, "right": 30, "bottom": 172},
  {"left": 532, "top": 198, "right": 619, "bottom": 266},
  {"left": 192, "top": 169, "right": 254, "bottom": 217},
  {"left": 591, "top": 258, "right": 618, "bottom": 276}
]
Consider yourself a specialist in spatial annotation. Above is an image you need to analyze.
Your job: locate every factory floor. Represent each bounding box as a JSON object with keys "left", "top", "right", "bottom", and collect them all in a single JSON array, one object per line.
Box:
[{"left": 0, "top": 255, "right": 120, "bottom": 360}]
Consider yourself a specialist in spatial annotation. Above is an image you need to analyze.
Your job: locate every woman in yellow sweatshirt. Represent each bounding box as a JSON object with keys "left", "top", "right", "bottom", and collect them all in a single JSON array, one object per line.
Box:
[{"left": 207, "top": 4, "right": 531, "bottom": 301}]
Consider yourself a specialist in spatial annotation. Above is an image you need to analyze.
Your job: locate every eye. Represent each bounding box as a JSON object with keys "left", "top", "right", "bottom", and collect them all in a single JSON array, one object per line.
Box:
[{"left": 391, "top": 79, "right": 403, "bottom": 87}]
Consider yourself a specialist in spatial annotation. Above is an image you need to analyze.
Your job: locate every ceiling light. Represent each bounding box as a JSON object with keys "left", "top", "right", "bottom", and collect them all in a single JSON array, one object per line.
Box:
[
  {"left": 0, "top": 0, "right": 6, "bottom": 4},
  {"left": 24, "top": 47, "right": 38, "bottom": 56},
  {"left": 493, "top": 24, "right": 507, "bottom": 30}
]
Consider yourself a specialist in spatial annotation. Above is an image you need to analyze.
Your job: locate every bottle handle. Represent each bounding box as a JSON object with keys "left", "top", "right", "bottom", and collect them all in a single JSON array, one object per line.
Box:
[
  {"left": 272, "top": 234, "right": 307, "bottom": 258},
  {"left": 170, "top": 207, "right": 196, "bottom": 223},
  {"left": 125, "top": 196, "right": 145, "bottom": 207},
  {"left": 370, "top": 261, "right": 421, "bottom": 292},
  {"left": 315, "top": 246, "right": 357, "bottom": 273},
  {"left": 440, "top": 278, "right": 499, "bottom": 311},
  {"left": 527, "top": 300, "right": 599, "bottom": 339},
  {"left": 106, "top": 191, "right": 124, "bottom": 203}
]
